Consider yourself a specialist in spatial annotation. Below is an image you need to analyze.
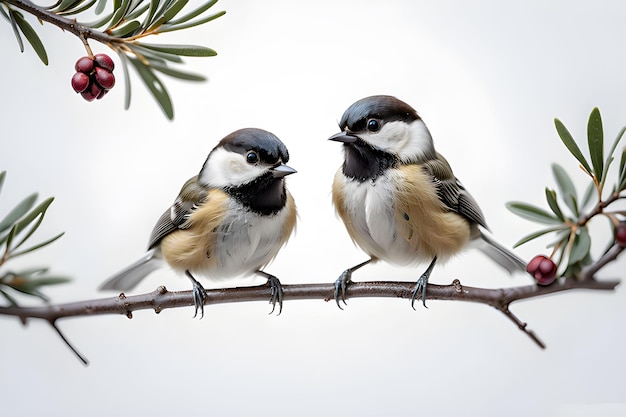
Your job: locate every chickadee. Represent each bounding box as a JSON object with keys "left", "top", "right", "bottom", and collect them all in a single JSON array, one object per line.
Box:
[
  {"left": 100, "top": 128, "right": 297, "bottom": 317},
  {"left": 329, "top": 95, "right": 526, "bottom": 308}
]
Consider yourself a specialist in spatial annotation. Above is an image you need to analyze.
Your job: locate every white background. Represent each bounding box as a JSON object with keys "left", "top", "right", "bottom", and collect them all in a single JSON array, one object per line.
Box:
[{"left": 1, "top": 1, "right": 625, "bottom": 416}]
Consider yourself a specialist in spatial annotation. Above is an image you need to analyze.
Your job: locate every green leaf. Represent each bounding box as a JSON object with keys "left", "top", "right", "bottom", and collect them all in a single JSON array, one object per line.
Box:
[
  {"left": 58, "top": 0, "right": 99, "bottom": 16},
  {"left": 601, "top": 126, "right": 625, "bottom": 188},
  {"left": 147, "top": 0, "right": 189, "bottom": 32},
  {"left": 106, "top": 0, "right": 132, "bottom": 30},
  {"left": 108, "top": 20, "right": 141, "bottom": 37},
  {"left": 619, "top": 147, "right": 626, "bottom": 191},
  {"left": 125, "top": 2, "right": 151, "bottom": 21},
  {"left": 0, "top": 197, "right": 54, "bottom": 247},
  {"left": 139, "top": 43, "right": 217, "bottom": 57},
  {"left": 568, "top": 227, "right": 591, "bottom": 265},
  {"left": 554, "top": 118, "right": 593, "bottom": 175},
  {"left": 159, "top": 10, "right": 225, "bottom": 33},
  {"left": 142, "top": 0, "right": 161, "bottom": 29},
  {"left": 52, "top": 0, "right": 84, "bottom": 12},
  {"left": 28, "top": 277, "right": 72, "bottom": 287},
  {"left": 128, "top": 57, "right": 174, "bottom": 120},
  {"left": 0, "top": 193, "right": 38, "bottom": 235},
  {"left": 117, "top": 51, "right": 132, "bottom": 110},
  {"left": 0, "top": 171, "right": 6, "bottom": 196},
  {"left": 95, "top": 0, "right": 108, "bottom": 14},
  {"left": 545, "top": 188, "right": 565, "bottom": 221},
  {"left": 512, "top": 225, "right": 569, "bottom": 248},
  {"left": 0, "top": 288, "right": 20, "bottom": 307},
  {"left": 4, "top": 5, "right": 24, "bottom": 53},
  {"left": 580, "top": 180, "right": 596, "bottom": 209},
  {"left": 127, "top": 44, "right": 184, "bottom": 63},
  {"left": 506, "top": 202, "right": 563, "bottom": 225},
  {"left": 10, "top": 232, "right": 65, "bottom": 258},
  {"left": 11, "top": 10, "right": 48, "bottom": 65},
  {"left": 166, "top": 0, "right": 219, "bottom": 25},
  {"left": 551, "top": 163, "right": 578, "bottom": 216},
  {"left": 149, "top": 61, "right": 206, "bottom": 81},
  {"left": 587, "top": 107, "right": 604, "bottom": 182}
]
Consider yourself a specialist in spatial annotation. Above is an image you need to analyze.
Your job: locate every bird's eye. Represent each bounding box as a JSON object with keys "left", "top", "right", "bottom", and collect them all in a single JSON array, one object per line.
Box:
[
  {"left": 246, "top": 151, "right": 259, "bottom": 164},
  {"left": 367, "top": 119, "right": 380, "bottom": 132}
]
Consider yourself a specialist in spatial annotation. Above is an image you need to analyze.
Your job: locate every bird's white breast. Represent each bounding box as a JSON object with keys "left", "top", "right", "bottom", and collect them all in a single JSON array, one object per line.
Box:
[
  {"left": 337, "top": 171, "right": 417, "bottom": 265},
  {"left": 208, "top": 198, "right": 291, "bottom": 278}
]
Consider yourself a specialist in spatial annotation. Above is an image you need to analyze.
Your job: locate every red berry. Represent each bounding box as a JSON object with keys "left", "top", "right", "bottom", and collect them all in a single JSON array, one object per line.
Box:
[
  {"left": 526, "top": 255, "right": 557, "bottom": 286},
  {"left": 80, "top": 90, "right": 97, "bottom": 102},
  {"left": 616, "top": 222, "right": 626, "bottom": 247},
  {"left": 94, "top": 67, "right": 115, "bottom": 89},
  {"left": 96, "top": 88, "right": 109, "bottom": 100},
  {"left": 94, "top": 53, "right": 114, "bottom": 71},
  {"left": 75, "top": 56, "right": 94, "bottom": 73},
  {"left": 71, "top": 72, "right": 90, "bottom": 93}
]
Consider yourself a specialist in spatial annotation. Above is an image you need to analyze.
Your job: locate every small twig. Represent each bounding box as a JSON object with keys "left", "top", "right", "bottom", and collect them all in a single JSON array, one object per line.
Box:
[{"left": 48, "top": 320, "right": 88, "bottom": 366}]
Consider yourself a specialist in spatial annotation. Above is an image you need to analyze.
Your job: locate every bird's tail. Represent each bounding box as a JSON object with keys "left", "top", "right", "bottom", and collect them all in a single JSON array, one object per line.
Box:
[
  {"left": 99, "top": 249, "right": 162, "bottom": 291},
  {"left": 474, "top": 228, "right": 527, "bottom": 274}
]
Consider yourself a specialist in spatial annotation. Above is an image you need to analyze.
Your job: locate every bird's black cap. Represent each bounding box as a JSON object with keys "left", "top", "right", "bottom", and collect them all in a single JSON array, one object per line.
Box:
[
  {"left": 219, "top": 128, "right": 289, "bottom": 164},
  {"left": 339, "top": 95, "right": 420, "bottom": 132}
]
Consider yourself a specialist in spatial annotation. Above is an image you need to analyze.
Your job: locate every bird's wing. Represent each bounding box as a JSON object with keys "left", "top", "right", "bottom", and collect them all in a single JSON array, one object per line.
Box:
[
  {"left": 422, "top": 152, "right": 488, "bottom": 229},
  {"left": 147, "top": 175, "right": 209, "bottom": 249}
]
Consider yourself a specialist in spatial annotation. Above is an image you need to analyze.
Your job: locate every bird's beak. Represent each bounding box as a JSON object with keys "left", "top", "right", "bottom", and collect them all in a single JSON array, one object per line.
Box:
[
  {"left": 271, "top": 163, "right": 297, "bottom": 178},
  {"left": 328, "top": 131, "right": 358, "bottom": 143}
]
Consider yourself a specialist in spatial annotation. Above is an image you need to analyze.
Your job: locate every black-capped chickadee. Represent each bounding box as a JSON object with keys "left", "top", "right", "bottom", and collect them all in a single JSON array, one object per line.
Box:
[
  {"left": 100, "top": 128, "right": 297, "bottom": 317},
  {"left": 329, "top": 95, "right": 526, "bottom": 308}
]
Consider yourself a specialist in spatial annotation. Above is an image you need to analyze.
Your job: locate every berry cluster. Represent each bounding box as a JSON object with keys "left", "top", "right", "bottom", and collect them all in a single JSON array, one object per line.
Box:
[
  {"left": 71, "top": 54, "right": 115, "bottom": 101},
  {"left": 526, "top": 255, "right": 558, "bottom": 286}
]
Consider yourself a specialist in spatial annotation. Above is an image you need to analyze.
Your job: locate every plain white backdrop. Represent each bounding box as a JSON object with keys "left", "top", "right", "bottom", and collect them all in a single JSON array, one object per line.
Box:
[{"left": 1, "top": 1, "right": 625, "bottom": 416}]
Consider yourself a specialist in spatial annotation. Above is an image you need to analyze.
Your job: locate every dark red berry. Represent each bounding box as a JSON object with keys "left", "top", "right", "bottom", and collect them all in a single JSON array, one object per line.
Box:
[
  {"left": 94, "top": 67, "right": 115, "bottom": 89},
  {"left": 89, "top": 81, "right": 102, "bottom": 98},
  {"left": 526, "top": 255, "right": 557, "bottom": 286},
  {"left": 616, "top": 222, "right": 626, "bottom": 247},
  {"left": 80, "top": 89, "right": 97, "bottom": 102},
  {"left": 96, "top": 88, "right": 109, "bottom": 100},
  {"left": 75, "top": 56, "right": 94, "bottom": 73},
  {"left": 94, "top": 53, "right": 114, "bottom": 71},
  {"left": 71, "top": 72, "right": 90, "bottom": 93}
]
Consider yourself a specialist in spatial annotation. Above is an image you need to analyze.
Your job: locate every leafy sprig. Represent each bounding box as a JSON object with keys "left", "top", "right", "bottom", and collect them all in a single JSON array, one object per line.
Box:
[
  {"left": 1, "top": 0, "right": 225, "bottom": 119},
  {"left": 0, "top": 171, "right": 69, "bottom": 304},
  {"left": 507, "top": 108, "right": 626, "bottom": 278}
]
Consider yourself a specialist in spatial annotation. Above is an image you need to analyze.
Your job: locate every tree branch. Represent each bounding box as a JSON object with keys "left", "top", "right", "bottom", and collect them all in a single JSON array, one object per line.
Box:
[
  {"left": 0, "top": 277, "right": 619, "bottom": 355},
  {"left": 4, "top": 0, "right": 119, "bottom": 45}
]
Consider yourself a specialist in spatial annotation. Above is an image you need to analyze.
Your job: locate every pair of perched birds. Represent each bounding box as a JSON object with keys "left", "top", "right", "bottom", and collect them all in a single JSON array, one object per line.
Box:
[{"left": 100, "top": 95, "right": 526, "bottom": 317}]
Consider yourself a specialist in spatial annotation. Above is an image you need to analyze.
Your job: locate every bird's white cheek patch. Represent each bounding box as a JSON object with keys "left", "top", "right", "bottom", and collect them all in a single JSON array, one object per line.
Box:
[{"left": 200, "top": 147, "right": 266, "bottom": 187}]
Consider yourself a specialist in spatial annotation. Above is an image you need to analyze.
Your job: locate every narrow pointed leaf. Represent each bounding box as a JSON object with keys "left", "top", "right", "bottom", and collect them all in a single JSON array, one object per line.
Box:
[
  {"left": 619, "top": 147, "right": 626, "bottom": 191},
  {"left": 512, "top": 225, "right": 569, "bottom": 248},
  {"left": 147, "top": 0, "right": 189, "bottom": 31},
  {"left": 10, "top": 232, "right": 65, "bottom": 258},
  {"left": 139, "top": 43, "right": 217, "bottom": 57},
  {"left": 166, "top": 0, "right": 219, "bottom": 25},
  {"left": 128, "top": 57, "right": 174, "bottom": 119},
  {"left": 106, "top": 0, "right": 132, "bottom": 30},
  {"left": 580, "top": 180, "right": 596, "bottom": 210},
  {"left": 601, "top": 126, "right": 625, "bottom": 187},
  {"left": 554, "top": 118, "right": 592, "bottom": 175},
  {"left": 587, "top": 107, "right": 604, "bottom": 182},
  {"left": 127, "top": 44, "right": 184, "bottom": 63},
  {"left": 2, "top": 5, "right": 25, "bottom": 52},
  {"left": 149, "top": 61, "right": 206, "bottom": 81},
  {"left": 545, "top": 188, "right": 565, "bottom": 221},
  {"left": 117, "top": 52, "right": 132, "bottom": 110},
  {"left": 0, "top": 171, "right": 6, "bottom": 196},
  {"left": 0, "top": 193, "right": 38, "bottom": 234},
  {"left": 108, "top": 20, "right": 141, "bottom": 37},
  {"left": 12, "top": 10, "right": 48, "bottom": 65},
  {"left": 551, "top": 163, "right": 578, "bottom": 216},
  {"left": 95, "top": 0, "right": 108, "bottom": 14},
  {"left": 53, "top": 0, "right": 83, "bottom": 12},
  {"left": 28, "top": 277, "right": 72, "bottom": 287},
  {"left": 160, "top": 10, "right": 225, "bottom": 33},
  {"left": 0, "top": 288, "right": 20, "bottom": 307},
  {"left": 58, "top": 0, "right": 99, "bottom": 16},
  {"left": 568, "top": 227, "right": 591, "bottom": 265},
  {"left": 506, "top": 202, "right": 563, "bottom": 225}
]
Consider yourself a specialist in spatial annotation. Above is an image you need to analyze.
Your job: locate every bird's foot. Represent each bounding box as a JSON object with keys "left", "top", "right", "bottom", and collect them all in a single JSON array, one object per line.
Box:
[
  {"left": 410, "top": 274, "right": 429, "bottom": 310},
  {"left": 334, "top": 269, "right": 352, "bottom": 310},
  {"left": 186, "top": 271, "right": 207, "bottom": 319},
  {"left": 260, "top": 273, "right": 284, "bottom": 315}
]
